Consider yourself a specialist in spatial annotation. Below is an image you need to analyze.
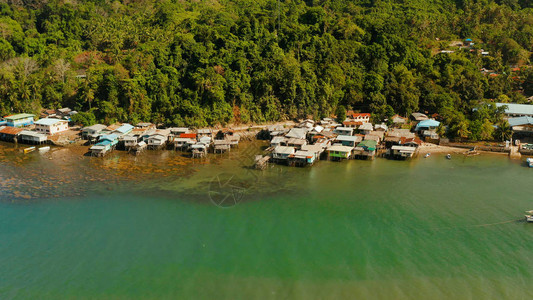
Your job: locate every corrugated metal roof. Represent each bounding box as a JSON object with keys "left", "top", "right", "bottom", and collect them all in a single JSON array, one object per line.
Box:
[
  {"left": 496, "top": 103, "right": 533, "bottom": 116},
  {"left": 273, "top": 146, "right": 295, "bottom": 155},
  {"left": 415, "top": 119, "right": 440, "bottom": 131},
  {"left": 336, "top": 135, "right": 362, "bottom": 142},
  {"left": 327, "top": 145, "right": 353, "bottom": 152},
  {"left": 508, "top": 116, "right": 533, "bottom": 127},
  {"left": 35, "top": 118, "right": 65, "bottom": 126},
  {"left": 115, "top": 123, "right": 134, "bottom": 134},
  {"left": 0, "top": 127, "right": 23, "bottom": 135},
  {"left": 4, "top": 113, "right": 35, "bottom": 121}
]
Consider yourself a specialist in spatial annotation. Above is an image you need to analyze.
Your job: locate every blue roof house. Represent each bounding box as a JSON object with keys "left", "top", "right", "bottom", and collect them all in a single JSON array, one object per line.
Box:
[
  {"left": 415, "top": 119, "right": 440, "bottom": 132},
  {"left": 114, "top": 123, "right": 134, "bottom": 136}
]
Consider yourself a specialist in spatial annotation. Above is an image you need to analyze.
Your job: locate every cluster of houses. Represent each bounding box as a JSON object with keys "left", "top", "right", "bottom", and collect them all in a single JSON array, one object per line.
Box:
[
  {"left": 0, "top": 112, "right": 71, "bottom": 144},
  {"left": 263, "top": 111, "right": 427, "bottom": 168},
  {"left": 83, "top": 123, "right": 241, "bottom": 157}
]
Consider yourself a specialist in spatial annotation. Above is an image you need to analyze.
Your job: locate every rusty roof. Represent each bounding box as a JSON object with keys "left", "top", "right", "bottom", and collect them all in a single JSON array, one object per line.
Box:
[{"left": 0, "top": 127, "right": 23, "bottom": 135}]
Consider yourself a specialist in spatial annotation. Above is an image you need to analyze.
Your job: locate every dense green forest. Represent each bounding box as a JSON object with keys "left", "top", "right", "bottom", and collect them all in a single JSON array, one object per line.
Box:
[{"left": 0, "top": 0, "right": 532, "bottom": 139}]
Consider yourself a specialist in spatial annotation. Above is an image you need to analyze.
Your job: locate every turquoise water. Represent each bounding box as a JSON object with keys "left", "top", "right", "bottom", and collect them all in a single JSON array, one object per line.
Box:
[{"left": 1, "top": 145, "right": 533, "bottom": 299}]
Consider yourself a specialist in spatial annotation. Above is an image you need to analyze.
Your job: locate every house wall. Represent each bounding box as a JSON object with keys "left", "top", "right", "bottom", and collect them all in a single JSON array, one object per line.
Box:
[
  {"left": 35, "top": 122, "right": 69, "bottom": 135},
  {"left": 7, "top": 117, "right": 34, "bottom": 127}
]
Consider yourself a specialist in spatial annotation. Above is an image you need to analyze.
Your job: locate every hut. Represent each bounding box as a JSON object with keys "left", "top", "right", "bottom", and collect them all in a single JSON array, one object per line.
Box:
[
  {"left": 191, "top": 143, "right": 208, "bottom": 158},
  {"left": 81, "top": 124, "right": 107, "bottom": 143},
  {"left": 411, "top": 113, "right": 429, "bottom": 121},
  {"left": 135, "top": 122, "right": 156, "bottom": 130},
  {"left": 286, "top": 137, "right": 307, "bottom": 150},
  {"left": 354, "top": 140, "right": 377, "bottom": 160},
  {"left": 285, "top": 128, "right": 308, "bottom": 140},
  {"left": 19, "top": 130, "right": 47, "bottom": 144},
  {"left": 266, "top": 125, "right": 286, "bottom": 138},
  {"left": 272, "top": 146, "right": 295, "bottom": 163},
  {"left": 334, "top": 127, "right": 354, "bottom": 136},
  {"left": 358, "top": 123, "right": 373, "bottom": 135},
  {"left": 335, "top": 135, "right": 362, "bottom": 148},
  {"left": 132, "top": 141, "right": 147, "bottom": 155},
  {"left": 172, "top": 137, "right": 196, "bottom": 150},
  {"left": 270, "top": 136, "right": 287, "bottom": 148},
  {"left": 288, "top": 150, "right": 315, "bottom": 167},
  {"left": 90, "top": 134, "right": 118, "bottom": 157},
  {"left": 4, "top": 114, "right": 35, "bottom": 127},
  {"left": 214, "top": 139, "right": 231, "bottom": 153},
  {"left": 123, "top": 135, "right": 140, "bottom": 150},
  {"left": 326, "top": 145, "right": 353, "bottom": 161},
  {"left": 147, "top": 132, "right": 169, "bottom": 150},
  {"left": 301, "top": 144, "right": 326, "bottom": 160},
  {"left": 0, "top": 126, "right": 23, "bottom": 142},
  {"left": 390, "top": 146, "right": 417, "bottom": 159},
  {"left": 415, "top": 119, "right": 440, "bottom": 132},
  {"left": 197, "top": 129, "right": 212, "bottom": 138},
  {"left": 113, "top": 123, "right": 134, "bottom": 136}
]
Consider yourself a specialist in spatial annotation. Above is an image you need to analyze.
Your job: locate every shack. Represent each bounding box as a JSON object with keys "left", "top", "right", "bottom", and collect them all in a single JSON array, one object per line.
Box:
[
  {"left": 4, "top": 114, "right": 35, "bottom": 127},
  {"left": 81, "top": 124, "right": 107, "bottom": 142},
  {"left": 285, "top": 128, "right": 308, "bottom": 140},
  {"left": 288, "top": 150, "right": 315, "bottom": 167},
  {"left": 286, "top": 137, "right": 307, "bottom": 150},
  {"left": 191, "top": 143, "right": 208, "bottom": 158},
  {"left": 335, "top": 135, "right": 362, "bottom": 148},
  {"left": 270, "top": 136, "right": 287, "bottom": 147},
  {"left": 326, "top": 145, "right": 353, "bottom": 161},
  {"left": 197, "top": 129, "right": 212, "bottom": 138},
  {"left": 113, "top": 123, "right": 134, "bottom": 136},
  {"left": 214, "top": 139, "right": 231, "bottom": 153},
  {"left": 19, "top": 130, "right": 47, "bottom": 144},
  {"left": 354, "top": 140, "right": 377, "bottom": 160},
  {"left": 123, "top": 135, "right": 139, "bottom": 150},
  {"left": 172, "top": 137, "right": 196, "bottom": 150},
  {"left": 0, "top": 126, "right": 23, "bottom": 142},
  {"left": 334, "top": 127, "right": 354, "bottom": 136},
  {"left": 415, "top": 119, "right": 440, "bottom": 132},
  {"left": 272, "top": 146, "right": 296, "bottom": 163},
  {"left": 147, "top": 131, "right": 169, "bottom": 150},
  {"left": 90, "top": 134, "right": 118, "bottom": 157},
  {"left": 390, "top": 145, "right": 417, "bottom": 159},
  {"left": 358, "top": 123, "right": 373, "bottom": 135}
]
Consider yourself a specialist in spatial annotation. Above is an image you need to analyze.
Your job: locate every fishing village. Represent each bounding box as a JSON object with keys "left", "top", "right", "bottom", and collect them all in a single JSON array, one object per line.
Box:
[{"left": 2, "top": 103, "right": 533, "bottom": 170}]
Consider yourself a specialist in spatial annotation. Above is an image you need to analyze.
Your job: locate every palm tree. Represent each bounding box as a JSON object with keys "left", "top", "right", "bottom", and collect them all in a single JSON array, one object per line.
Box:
[{"left": 495, "top": 121, "right": 512, "bottom": 142}]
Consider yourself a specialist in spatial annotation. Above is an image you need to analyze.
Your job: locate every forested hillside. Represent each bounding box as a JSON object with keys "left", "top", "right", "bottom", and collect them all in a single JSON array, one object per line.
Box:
[{"left": 0, "top": 0, "right": 532, "bottom": 138}]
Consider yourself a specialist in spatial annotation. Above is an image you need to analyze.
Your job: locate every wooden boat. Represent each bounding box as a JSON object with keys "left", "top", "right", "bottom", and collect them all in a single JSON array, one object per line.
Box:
[
  {"left": 525, "top": 210, "right": 533, "bottom": 222},
  {"left": 23, "top": 146, "right": 36, "bottom": 154},
  {"left": 446, "top": 154, "right": 451, "bottom": 159}
]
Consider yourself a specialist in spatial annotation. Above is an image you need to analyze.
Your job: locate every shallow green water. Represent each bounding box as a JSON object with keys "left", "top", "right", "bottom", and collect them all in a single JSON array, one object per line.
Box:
[{"left": 2, "top": 145, "right": 533, "bottom": 299}]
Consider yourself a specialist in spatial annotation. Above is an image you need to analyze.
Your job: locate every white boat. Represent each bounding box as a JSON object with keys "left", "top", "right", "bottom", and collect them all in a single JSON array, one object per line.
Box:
[
  {"left": 38, "top": 146, "right": 50, "bottom": 153},
  {"left": 446, "top": 154, "right": 451, "bottom": 159},
  {"left": 526, "top": 211, "right": 533, "bottom": 222},
  {"left": 527, "top": 158, "right": 533, "bottom": 168},
  {"left": 425, "top": 153, "right": 430, "bottom": 158}
]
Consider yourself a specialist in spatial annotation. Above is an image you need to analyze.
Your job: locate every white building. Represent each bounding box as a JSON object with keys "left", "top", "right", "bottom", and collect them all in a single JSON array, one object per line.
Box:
[{"left": 34, "top": 118, "right": 69, "bottom": 135}]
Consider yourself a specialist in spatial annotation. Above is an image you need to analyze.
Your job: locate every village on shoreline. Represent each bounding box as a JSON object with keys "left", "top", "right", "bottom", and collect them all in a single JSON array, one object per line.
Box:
[{"left": 1, "top": 104, "right": 533, "bottom": 169}]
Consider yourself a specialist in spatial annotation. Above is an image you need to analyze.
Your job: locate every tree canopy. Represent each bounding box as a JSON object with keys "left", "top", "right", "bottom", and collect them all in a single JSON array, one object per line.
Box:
[{"left": 0, "top": 0, "right": 531, "bottom": 139}]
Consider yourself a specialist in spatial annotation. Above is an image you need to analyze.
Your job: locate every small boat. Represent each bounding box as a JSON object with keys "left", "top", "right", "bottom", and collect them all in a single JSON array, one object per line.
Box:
[
  {"left": 23, "top": 146, "right": 36, "bottom": 154},
  {"left": 527, "top": 158, "right": 533, "bottom": 168},
  {"left": 38, "top": 146, "right": 50, "bottom": 153},
  {"left": 446, "top": 154, "right": 451, "bottom": 159},
  {"left": 425, "top": 153, "right": 430, "bottom": 158},
  {"left": 525, "top": 210, "right": 533, "bottom": 222}
]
